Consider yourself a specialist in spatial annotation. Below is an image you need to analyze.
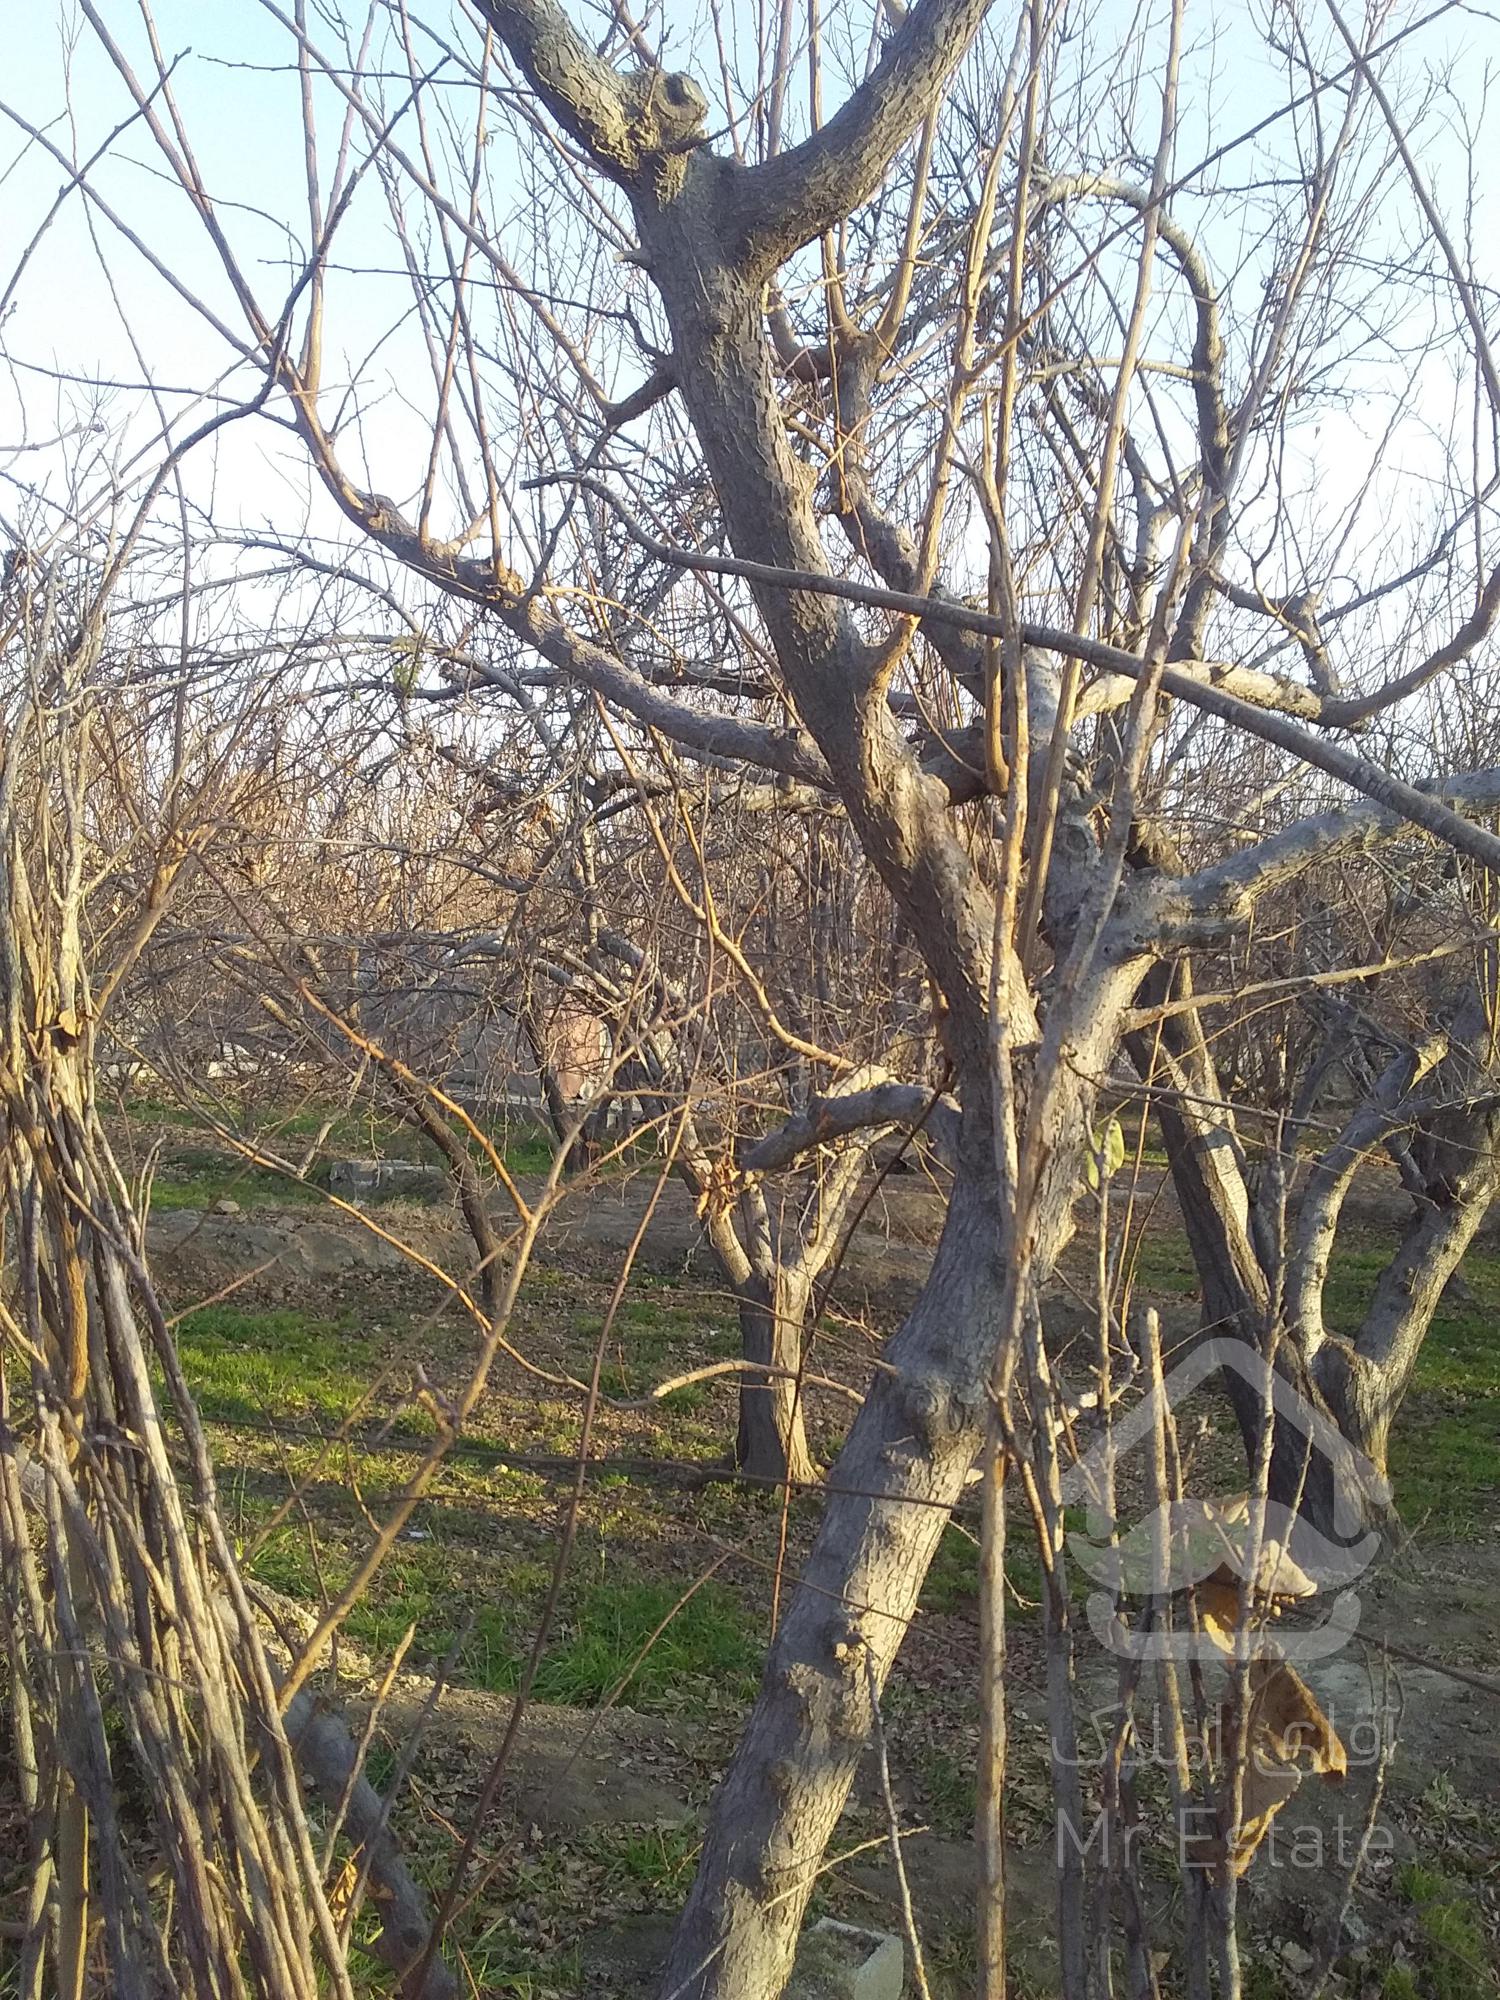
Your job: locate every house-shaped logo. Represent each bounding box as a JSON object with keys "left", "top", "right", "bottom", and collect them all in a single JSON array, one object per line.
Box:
[{"left": 1059, "top": 1337, "right": 1389, "bottom": 1662}]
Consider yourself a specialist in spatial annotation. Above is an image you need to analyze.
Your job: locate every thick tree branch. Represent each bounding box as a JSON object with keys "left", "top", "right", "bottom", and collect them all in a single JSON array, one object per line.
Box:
[
  {"left": 470, "top": 0, "right": 707, "bottom": 178},
  {"left": 725, "top": 0, "right": 993, "bottom": 272},
  {"left": 284, "top": 408, "right": 833, "bottom": 787},
  {"left": 554, "top": 474, "right": 1500, "bottom": 871},
  {"left": 1170, "top": 767, "right": 1500, "bottom": 923},
  {"left": 1296, "top": 992, "right": 1500, "bottom": 1463},
  {"left": 536, "top": 470, "right": 1318, "bottom": 718},
  {"left": 740, "top": 1073, "right": 959, "bottom": 1172},
  {"left": 1285, "top": 1034, "right": 1449, "bottom": 1354}
]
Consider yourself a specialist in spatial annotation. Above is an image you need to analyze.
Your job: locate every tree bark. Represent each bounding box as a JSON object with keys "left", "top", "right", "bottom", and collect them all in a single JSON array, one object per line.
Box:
[
  {"left": 659, "top": 1163, "right": 1006, "bottom": 2000},
  {"left": 734, "top": 1263, "right": 818, "bottom": 1490}
]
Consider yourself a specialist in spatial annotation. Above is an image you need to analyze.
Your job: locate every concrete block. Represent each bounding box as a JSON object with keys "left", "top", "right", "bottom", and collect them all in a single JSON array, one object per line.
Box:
[
  {"left": 789, "top": 1918, "right": 904, "bottom": 2000},
  {"left": 328, "top": 1158, "right": 443, "bottom": 1200}
]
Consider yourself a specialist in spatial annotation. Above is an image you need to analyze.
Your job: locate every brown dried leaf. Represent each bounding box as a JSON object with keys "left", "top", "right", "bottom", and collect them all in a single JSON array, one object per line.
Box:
[{"left": 1225, "top": 1654, "right": 1347, "bottom": 1875}]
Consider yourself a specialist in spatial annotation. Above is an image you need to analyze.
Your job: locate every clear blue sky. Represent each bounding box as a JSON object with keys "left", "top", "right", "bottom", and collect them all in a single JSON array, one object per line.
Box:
[{"left": 2, "top": 0, "right": 1494, "bottom": 637}]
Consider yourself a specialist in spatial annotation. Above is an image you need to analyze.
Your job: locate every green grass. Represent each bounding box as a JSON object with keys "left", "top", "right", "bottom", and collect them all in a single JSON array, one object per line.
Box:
[
  {"left": 917, "top": 1521, "right": 1049, "bottom": 1617},
  {"left": 920, "top": 1744, "right": 977, "bottom": 1836},
  {"left": 597, "top": 1362, "right": 707, "bottom": 1412},
  {"left": 246, "top": 1514, "right": 762, "bottom": 1709},
  {"left": 921, "top": 1523, "right": 982, "bottom": 1612},
  {"left": 176, "top": 1304, "right": 366, "bottom": 1424},
  {"left": 118, "top": 1088, "right": 561, "bottom": 1195},
  {"left": 593, "top": 1821, "right": 700, "bottom": 1899},
  {"left": 247, "top": 1518, "right": 552, "bottom": 1689},
  {"left": 1392, "top": 1862, "right": 1499, "bottom": 1997},
  {"left": 148, "top": 1156, "right": 326, "bottom": 1210},
  {"left": 1382, "top": 1253, "right": 1500, "bottom": 1538},
  {"left": 1127, "top": 1233, "right": 1200, "bottom": 1297},
  {"left": 354, "top": 1593, "right": 529, "bottom": 1690},
  {"left": 529, "top": 1578, "right": 761, "bottom": 1707},
  {"left": 583, "top": 1295, "right": 735, "bottom": 1416},
  {"left": 436, "top": 1929, "right": 583, "bottom": 1999},
  {"left": 496, "top": 1131, "right": 556, "bottom": 1175}
]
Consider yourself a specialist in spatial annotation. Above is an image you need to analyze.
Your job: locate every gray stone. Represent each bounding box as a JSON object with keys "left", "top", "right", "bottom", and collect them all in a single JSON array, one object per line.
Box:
[
  {"left": 147, "top": 1212, "right": 199, "bottom": 1252},
  {"left": 212, "top": 1197, "right": 242, "bottom": 1216},
  {"left": 789, "top": 1919, "right": 904, "bottom": 2000},
  {"left": 286, "top": 1223, "right": 403, "bottom": 1276}
]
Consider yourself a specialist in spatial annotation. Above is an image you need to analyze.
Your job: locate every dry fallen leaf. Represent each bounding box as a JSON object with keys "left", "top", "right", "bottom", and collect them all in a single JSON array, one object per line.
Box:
[{"left": 1223, "top": 1653, "right": 1347, "bottom": 1875}]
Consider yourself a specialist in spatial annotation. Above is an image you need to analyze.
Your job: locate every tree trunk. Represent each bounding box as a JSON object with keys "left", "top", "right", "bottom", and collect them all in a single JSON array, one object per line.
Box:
[
  {"left": 1301, "top": 1347, "right": 1395, "bottom": 1524},
  {"left": 734, "top": 1264, "right": 817, "bottom": 1490},
  {"left": 659, "top": 1167, "right": 1007, "bottom": 2000},
  {"left": 1214, "top": 1337, "right": 1388, "bottom": 1557}
]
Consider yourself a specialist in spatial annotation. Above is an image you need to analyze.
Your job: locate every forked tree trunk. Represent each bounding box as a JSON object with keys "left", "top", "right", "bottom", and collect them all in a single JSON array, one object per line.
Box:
[
  {"left": 1144, "top": 986, "right": 1500, "bottom": 1554},
  {"left": 734, "top": 1263, "right": 817, "bottom": 1489},
  {"left": 1302, "top": 1348, "right": 1399, "bottom": 1527},
  {"left": 1294, "top": 1141, "right": 1499, "bottom": 1539},
  {"left": 1154, "top": 1117, "right": 1400, "bottom": 1557}
]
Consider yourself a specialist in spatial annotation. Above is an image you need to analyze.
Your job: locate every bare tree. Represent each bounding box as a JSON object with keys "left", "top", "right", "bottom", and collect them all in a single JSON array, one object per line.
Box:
[
  {"left": 0, "top": 523, "right": 373, "bottom": 1999},
  {"left": 11, "top": 0, "right": 1500, "bottom": 1992}
]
